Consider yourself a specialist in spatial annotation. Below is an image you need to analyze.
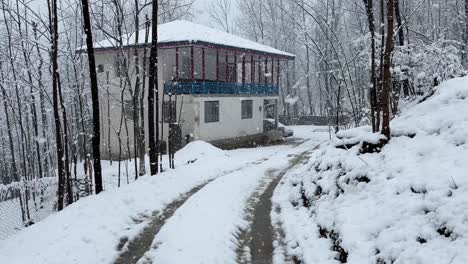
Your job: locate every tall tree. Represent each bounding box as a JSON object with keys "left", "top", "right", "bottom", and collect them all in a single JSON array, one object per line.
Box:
[
  {"left": 363, "top": 0, "right": 378, "bottom": 132},
  {"left": 48, "top": 0, "right": 66, "bottom": 210},
  {"left": 465, "top": 0, "right": 468, "bottom": 66},
  {"left": 148, "top": 0, "right": 159, "bottom": 175},
  {"left": 382, "top": 0, "right": 394, "bottom": 139},
  {"left": 394, "top": 0, "right": 409, "bottom": 98},
  {"left": 80, "top": 0, "right": 103, "bottom": 193}
]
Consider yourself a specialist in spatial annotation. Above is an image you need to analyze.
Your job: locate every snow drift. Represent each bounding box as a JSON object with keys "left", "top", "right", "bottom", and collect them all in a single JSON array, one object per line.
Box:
[
  {"left": 0, "top": 142, "right": 231, "bottom": 264},
  {"left": 273, "top": 76, "right": 468, "bottom": 263}
]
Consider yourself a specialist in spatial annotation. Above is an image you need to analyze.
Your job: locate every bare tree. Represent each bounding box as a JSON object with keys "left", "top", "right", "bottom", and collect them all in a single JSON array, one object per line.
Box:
[
  {"left": 382, "top": 0, "right": 394, "bottom": 139},
  {"left": 148, "top": 0, "right": 159, "bottom": 175},
  {"left": 47, "top": 0, "right": 67, "bottom": 210},
  {"left": 465, "top": 0, "right": 468, "bottom": 66},
  {"left": 80, "top": 0, "right": 103, "bottom": 193},
  {"left": 363, "top": 0, "right": 378, "bottom": 132},
  {"left": 208, "top": 0, "right": 234, "bottom": 33}
]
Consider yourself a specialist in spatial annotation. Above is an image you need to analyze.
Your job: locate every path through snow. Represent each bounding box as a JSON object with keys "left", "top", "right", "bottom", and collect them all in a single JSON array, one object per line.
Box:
[{"left": 138, "top": 129, "right": 329, "bottom": 264}]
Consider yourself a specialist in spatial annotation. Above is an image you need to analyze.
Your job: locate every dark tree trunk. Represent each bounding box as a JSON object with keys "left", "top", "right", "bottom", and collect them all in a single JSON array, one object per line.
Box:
[
  {"left": 148, "top": 1, "right": 159, "bottom": 175},
  {"left": 464, "top": 0, "right": 468, "bottom": 66},
  {"left": 363, "top": 0, "right": 378, "bottom": 132},
  {"left": 382, "top": 0, "right": 394, "bottom": 139},
  {"left": 80, "top": 0, "right": 103, "bottom": 193},
  {"left": 48, "top": 0, "right": 66, "bottom": 210},
  {"left": 394, "top": 0, "right": 409, "bottom": 100},
  {"left": 132, "top": 0, "right": 141, "bottom": 180}
]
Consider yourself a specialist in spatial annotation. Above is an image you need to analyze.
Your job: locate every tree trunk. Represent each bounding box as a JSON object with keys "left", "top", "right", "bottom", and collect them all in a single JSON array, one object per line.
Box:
[
  {"left": 382, "top": 0, "right": 394, "bottom": 139},
  {"left": 148, "top": 1, "right": 159, "bottom": 175},
  {"left": 363, "top": 0, "right": 378, "bottom": 132},
  {"left": 138, "top": 16, "right": 150, "bottom": 177},
  {"left": 48, "top": 0, "right": 66, "bottom": 210},
  {"left": 80, "top": 0, "right": 103, "bottom": 193},
  {"left": 394, "top": 0, "right": 409, "bottom": 102},
  {"left": 464, "top": 0, "right": 468, "bottom": 67},
  {"left": 132, "top": 0, "right": 141, "bottom": 180}
]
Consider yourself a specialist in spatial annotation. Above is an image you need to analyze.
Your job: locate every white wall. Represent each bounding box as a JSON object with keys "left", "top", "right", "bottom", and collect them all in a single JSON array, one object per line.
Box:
[{"left": 193, "top": 95, "right": 277, "bottom": 141}]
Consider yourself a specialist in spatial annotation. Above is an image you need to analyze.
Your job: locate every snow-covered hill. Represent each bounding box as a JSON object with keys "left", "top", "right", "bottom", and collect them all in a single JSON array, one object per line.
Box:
[{"left": 273, "top": 76, "right": 468, "bottom": 263}]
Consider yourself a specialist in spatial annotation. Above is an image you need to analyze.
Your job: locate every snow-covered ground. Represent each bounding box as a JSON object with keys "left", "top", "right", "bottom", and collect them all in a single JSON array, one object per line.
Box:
[
  {"left": 0, "top": 177, "right": 57, "bottom": 239},
  {"left": 0, "top": 130, "right": 327, "bottom": 264},
  {"left": 1, "top": 76, "right": 466, "bottom": 264},
  {"left": 273, "top": 76, "right": 468, "bottom": 263},
  {"left": 138, "top": 135, "right": 327, "bottom": 264}
]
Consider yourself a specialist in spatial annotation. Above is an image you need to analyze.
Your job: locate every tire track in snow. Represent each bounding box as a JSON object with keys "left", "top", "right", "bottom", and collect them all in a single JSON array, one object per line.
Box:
[
  {"left": 113, "top": 150, "right": 287, "bottom": 264},
  {"left": 236, "top": 151, "right": 312, "bottom": 264},
  {"left": 113, "top": 183, "right": 210, "bottom": 264},
  {"left": 236, "top": 141, "right": 325, "bottom": 264},
  {"left": 135, "top": 143, "right": 307, "bottom": 264}
]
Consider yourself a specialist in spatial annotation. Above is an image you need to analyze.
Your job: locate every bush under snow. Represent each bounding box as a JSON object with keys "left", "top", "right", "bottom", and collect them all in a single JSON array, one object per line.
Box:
[{"left": 273, "top": 76, "right": 468, "bottom": 263}]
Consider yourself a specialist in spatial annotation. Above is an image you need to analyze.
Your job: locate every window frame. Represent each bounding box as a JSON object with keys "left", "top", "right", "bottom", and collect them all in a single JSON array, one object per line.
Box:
[
  {"left": 241, "top": 100, "right": 253, "bottom": 119},
  {"left": 204, "top": 101, "right": 220, "bottom": 123}
]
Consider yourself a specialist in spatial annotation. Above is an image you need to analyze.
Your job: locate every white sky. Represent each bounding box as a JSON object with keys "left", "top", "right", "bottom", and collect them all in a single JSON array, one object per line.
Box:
[{"left": 24, "top": 0, "right": 238, "bottom": 32}]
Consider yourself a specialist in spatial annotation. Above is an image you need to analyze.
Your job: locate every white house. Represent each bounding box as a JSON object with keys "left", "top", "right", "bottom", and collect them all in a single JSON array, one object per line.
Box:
[{"left": 88, "top": 20, "right": 295, "bottom": 159}]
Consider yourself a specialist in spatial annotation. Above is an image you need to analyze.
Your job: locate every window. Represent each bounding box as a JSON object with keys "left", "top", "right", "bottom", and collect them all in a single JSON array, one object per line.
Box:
[
  {"left": 97, "top": 64, "right": 104, "bottom": 73},
  {"left": 241, "top": 100, "right": 253, "bottom": 119},
  {"left": 228, "top": 63, "right": 235, "bottom": 82},
  {"left": 114, "top": 57, "right": 127, "bottom": 77},
  {"left": 204, "top": 101, "right": 219, "bottom": 123},
  {"left": 163, "top": 101, "right": 177, "bottom": 123}
]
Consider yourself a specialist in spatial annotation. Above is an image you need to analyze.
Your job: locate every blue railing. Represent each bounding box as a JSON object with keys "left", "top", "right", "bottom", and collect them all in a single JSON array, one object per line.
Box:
[{"left": 163, "top": 81, "right": 279, "bottom": 95}]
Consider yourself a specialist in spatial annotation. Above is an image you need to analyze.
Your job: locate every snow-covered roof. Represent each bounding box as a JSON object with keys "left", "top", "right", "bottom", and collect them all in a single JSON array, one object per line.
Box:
[{"left": 90, "top": 20, "right": 295, "bottom": 59}]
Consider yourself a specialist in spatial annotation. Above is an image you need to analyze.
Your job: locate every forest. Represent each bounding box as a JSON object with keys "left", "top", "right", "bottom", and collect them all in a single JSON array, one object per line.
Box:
[{"left": 0, "top": 0, "right": 467, "bottom": 254}]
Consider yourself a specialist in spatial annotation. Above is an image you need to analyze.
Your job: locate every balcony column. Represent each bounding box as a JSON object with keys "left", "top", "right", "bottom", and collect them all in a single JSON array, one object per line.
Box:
[
  {"left": 175, "top": 47, "right": 179, "bottom": 81},
  {"left": 202, "top": 48, "right": 206, "bottom": 81},
  {"left": 216, "top": 49, "right": 219, "bottom": 81},
  {"left": 251, "top": 55, "right": 254, "bottom": 84},
  {"left": 234, "top": 53, "right": 237, "bottom": 82},
  {"left": 242, "top": 55, "right": 246, "bottom": 84},
  {"left": 190, "top": 46, "right": 194, "bottom": 81},
  {"left": 258, "top": 57, "right": 262, "bottom": 84},
  {"left": 276, "top": 59, "right": 280, "bottom": 86},
  {"left": 225, "top": 52, "right": 228, "bottom": 82},
  {"left": 264, "top": 57, "right": 268, "bottom": 84},
  {"left": 271, "top": 57, "right": 274, "bottom": 84}
]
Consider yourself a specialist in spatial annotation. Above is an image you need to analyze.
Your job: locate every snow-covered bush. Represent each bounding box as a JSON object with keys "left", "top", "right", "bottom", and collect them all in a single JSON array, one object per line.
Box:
[{"left": 393, "top": 39, "right": 466, "bottom": 95}]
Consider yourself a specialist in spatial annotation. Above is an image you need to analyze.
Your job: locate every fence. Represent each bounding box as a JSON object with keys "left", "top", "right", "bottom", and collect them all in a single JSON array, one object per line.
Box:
[{"left": 0, "top": 177, "right": 91, "bottom": 240}]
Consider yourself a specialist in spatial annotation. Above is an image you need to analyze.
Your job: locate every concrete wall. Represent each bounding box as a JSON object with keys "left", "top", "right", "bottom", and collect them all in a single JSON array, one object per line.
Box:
[{"left": 192, "top": 95, "right": 277, "bottom": 141}]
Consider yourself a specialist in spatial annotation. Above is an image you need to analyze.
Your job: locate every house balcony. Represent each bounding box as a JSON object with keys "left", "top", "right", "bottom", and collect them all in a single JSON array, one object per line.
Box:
[{"left": 163, "top": 81, "right": 279, "bottom": 95}]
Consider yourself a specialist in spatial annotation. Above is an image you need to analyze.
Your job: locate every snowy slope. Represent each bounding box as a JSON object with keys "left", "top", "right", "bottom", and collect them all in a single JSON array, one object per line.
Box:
[{"left": 273, "top": 76, "right": 468, "bottom": 263}]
